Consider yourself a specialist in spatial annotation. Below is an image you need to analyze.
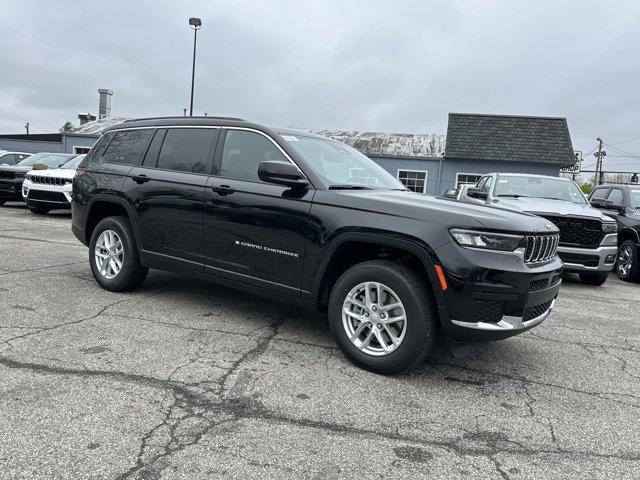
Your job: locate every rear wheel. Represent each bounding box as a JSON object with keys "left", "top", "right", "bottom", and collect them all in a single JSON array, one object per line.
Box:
[
  {"left": 28, "top": 206, "right": 50, "bottom": 215},
  {"left": 579, "top": 271, "right": 608, "bottom": 286},
  {"left": 616, "top": 240, "right": 640, "bottom": 282},
  {"left": 328, "top": 260, "right": 436, "bottom": 375},
  {"left": 89, "top": 216, "right": 148, "bottom": 291}
]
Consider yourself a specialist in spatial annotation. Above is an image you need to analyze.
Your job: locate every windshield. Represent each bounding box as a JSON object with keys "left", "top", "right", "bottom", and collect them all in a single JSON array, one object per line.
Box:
[
  {"left": 17, "top": 153, "right": 72, "bottom": 168},
  {"left": 630, "top": 189, "right": 640, "bottom": 209},
  {"left": 61, "top": 154, "right": 85, "bottom": 169},
  {"left": 280, "top": 134, "right": 406, "bottom": 190},
  {"left": 494, "top": 175, "right": 587, "bottom": 204}
]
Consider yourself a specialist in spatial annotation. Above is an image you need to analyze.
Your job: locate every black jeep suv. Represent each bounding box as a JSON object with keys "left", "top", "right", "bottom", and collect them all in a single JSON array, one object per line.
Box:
[{"left": 72, "top": 117, "right": 563, "bottom": 374}]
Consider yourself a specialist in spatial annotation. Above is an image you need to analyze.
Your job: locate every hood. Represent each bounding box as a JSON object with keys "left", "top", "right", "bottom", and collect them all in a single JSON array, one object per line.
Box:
[
  {"left": 324, "top": 189, "right": 559, "bottom": 234},
  {"left": 27, "top": 168, "right": 76, "bottom": 179},
  {"left": 0, "top": 165, "right": 32, "bottom": 174},
  {"left": 492, "top": 197, "right": 615, "bottom": 222}
]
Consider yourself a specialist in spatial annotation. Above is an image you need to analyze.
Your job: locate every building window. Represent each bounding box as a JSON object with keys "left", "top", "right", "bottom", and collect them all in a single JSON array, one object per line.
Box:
[
  {"left": 397, "top": 170, "right": 427, "bottom": 193},
  {"left": 456, "top": 173, "right": 483, "bottom": 186},
  {"left": 73, "top": 146, "right": 91, "bottom": 154}
]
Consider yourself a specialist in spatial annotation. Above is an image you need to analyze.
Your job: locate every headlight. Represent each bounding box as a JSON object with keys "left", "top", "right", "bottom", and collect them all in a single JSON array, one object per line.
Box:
[
  {"left": 450, "top": 229, "right": 524, "bottom": 252},
  {"left": 602, "top": 222, "right": 617, "bottom": 233}
]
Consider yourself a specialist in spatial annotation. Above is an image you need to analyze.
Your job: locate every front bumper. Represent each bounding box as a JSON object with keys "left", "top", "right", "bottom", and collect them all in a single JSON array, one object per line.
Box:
[
  {"left": 22, "top": 180, "right": 72, "bottom": 209},
  {"left": 435, "top": 241, "right": 563, "bottom": 342},
  {"left": 557, "top": 235, "right": 617, "bottom": 272},
  {"left": 0, "top": 178, "right": 25, "bottom": 201}
]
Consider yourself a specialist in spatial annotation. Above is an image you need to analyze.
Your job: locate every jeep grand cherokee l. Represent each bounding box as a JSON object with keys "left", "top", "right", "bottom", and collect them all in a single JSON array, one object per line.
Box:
[
  {"left": 464, "top": 173, "right": 618, "bottom": 286},
  {"left": 72, "top": 117, "right": 563, "bottom": 374}
]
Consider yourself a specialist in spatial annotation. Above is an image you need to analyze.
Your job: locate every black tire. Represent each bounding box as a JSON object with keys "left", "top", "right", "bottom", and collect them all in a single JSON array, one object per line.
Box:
[
  {"left": 28, "top": 206, "right": 50, "bottom": 215},
  {"left": 328, "top": 260, "right": 436, "bottom": 375},
  {"left": 89, "top": 216, "right": 148, "bottom": 292},
  {"left": 579, "top": 271, "right": 609, "bottom": 286},
  {"left": 0, "top": 200, "right": 5, "bottom": 206},
  {"left": 615, "top": 239, "right": 640, "bottom": 282}
]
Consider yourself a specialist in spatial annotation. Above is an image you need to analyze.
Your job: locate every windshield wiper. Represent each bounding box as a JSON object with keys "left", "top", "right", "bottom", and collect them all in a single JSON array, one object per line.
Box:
[
  {"left": 497, "top": 194, "right": 529, "bottom": 198},
  {"left": 538, "top": 196, "right": 570, "bottom": 202},
  {"left": 328, "top": 184, "right": 373, "bottom": 190}
]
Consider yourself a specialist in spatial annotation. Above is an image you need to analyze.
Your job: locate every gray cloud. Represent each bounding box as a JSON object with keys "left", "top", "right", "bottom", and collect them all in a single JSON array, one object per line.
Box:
[{"left": 1, "top": 0, "right": 639, "bottom": 171}]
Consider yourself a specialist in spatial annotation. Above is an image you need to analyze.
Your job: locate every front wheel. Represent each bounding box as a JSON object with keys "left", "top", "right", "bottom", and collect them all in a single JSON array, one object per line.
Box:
[
  {"left": 89, "top": 216, "right": 148, "bottom": 292},
  {"left": 328, "top": 260, "right": 436, "bottom": 375},
  {"left": 616, "top": 240, "right": 640, "bottom": 282},
  {"left": 579, "top": 271, "right": 608, "bottom": 286}
]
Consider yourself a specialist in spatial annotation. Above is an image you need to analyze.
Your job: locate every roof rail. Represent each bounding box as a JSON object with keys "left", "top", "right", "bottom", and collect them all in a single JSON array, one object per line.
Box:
[{"left": 123, "top": 116, "right": 245, "bottom": 123}]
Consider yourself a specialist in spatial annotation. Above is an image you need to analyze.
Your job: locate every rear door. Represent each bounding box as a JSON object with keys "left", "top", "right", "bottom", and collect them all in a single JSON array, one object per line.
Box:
[
  {"left": 203, "top": 128, "right": 313, "bottom": 294},
  {"left": 124, "top": 127, "right": 219, "bottom": 271}
]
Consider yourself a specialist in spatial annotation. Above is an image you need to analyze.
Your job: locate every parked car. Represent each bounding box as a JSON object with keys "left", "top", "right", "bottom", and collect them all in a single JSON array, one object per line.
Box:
[
  {"left": 589, "top": 184, "right": 640, "bottom": 282},
  {"left": 72, "top": 117, "right": 563, "bottom": 374},
  {"left": 0, "top": 151, "right": 31, "bottom": 166},
  {"left": 22, "top": 154, "right": 85, "bottom": 214},
  {"left": 0, "top": 153, "right": 75, "bottom": 205},
  {"left": 463, "top": 173, "right": 618, "bottom": 285},
  {"left": 442, "top": 183, "right": 476, "bottom": 201}
]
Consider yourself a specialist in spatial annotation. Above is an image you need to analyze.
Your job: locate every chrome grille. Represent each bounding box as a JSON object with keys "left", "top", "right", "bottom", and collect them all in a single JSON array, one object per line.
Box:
[
  {"left": 524, "top": 234, "right": 559, "bottom": 263},
  {"left": 28, "top": 175, "right": 70, "bottom": 186}
]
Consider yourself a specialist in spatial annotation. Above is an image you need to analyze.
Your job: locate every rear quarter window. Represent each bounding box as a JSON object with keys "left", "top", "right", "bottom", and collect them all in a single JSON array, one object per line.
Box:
[{"left": 101, "top": 129, "right": 155, "bottom": 166}]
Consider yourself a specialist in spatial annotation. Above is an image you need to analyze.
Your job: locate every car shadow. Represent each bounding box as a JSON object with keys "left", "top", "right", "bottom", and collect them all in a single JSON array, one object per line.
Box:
[{"left": 135, "top": 270, "right": 505, "bottom": 373}]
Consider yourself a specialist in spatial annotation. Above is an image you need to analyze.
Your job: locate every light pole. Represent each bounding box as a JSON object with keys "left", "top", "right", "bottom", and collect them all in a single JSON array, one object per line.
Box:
[{"left": 188, "top": 17, "right": 202, "bottom": 116}]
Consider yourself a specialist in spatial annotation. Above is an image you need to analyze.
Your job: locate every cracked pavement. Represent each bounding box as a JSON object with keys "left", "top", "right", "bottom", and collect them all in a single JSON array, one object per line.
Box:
[{"left": 0, "top": 204, "right": 639, "bottom": 479}]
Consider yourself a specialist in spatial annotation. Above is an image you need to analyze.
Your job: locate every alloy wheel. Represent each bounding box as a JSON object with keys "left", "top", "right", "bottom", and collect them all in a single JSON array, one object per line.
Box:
[
  {"left": 617, "top": 245, "right": 633, "bottom": 278},
  {"left": 95, "top": 229, "right": 124, "bottom": 279},
  {"left": 342, "top": 281, "right": 407, "bottom": 356}
]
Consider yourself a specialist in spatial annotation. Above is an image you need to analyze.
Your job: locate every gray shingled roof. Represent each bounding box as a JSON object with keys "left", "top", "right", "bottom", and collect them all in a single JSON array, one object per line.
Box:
[
  {"left": 310, "top": 130, "right": 445, "bottom": 158},
  {"left": 444, "top": 113, "right": 575, "bottom": 166}
]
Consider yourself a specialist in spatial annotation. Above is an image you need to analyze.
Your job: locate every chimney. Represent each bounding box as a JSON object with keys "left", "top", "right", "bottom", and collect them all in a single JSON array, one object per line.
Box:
[
  {"left": 78, "top": 113, "right": 96, "bottom": 125},
  {"left": 98, "top": 89, "right": 113, "bottom": 118}
]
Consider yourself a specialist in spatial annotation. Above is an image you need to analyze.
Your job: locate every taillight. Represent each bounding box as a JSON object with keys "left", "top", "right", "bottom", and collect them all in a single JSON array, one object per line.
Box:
[{"left": 76, "top": 167, "right": 87, "bottom": 176}]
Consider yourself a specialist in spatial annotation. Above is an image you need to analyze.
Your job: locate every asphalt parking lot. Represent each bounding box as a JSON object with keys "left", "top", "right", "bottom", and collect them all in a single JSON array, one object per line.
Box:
[{"left": 0, "top": 204, "right": 639, "bottom": 479}]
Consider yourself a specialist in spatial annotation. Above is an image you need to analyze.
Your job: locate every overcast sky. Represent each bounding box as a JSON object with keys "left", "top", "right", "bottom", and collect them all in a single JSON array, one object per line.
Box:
[{"left": 1, "top": 0, "right": 639, "bottom": 172}]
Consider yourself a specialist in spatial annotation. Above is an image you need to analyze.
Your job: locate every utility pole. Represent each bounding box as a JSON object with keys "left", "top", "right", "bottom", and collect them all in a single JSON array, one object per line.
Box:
[
  {"left": 188, "top": 17, "right": 202, "bottom": 116},
  {"left": 594, "top": 137, "right": 607, "bottom": 186},
  {"left": 25, "top": 122, "right": 29, "bottom": 135}
]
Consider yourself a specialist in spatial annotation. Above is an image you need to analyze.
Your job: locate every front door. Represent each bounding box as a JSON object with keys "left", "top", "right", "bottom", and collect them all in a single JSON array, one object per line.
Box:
[
  {"left": 124, "top": 127, "right": 219, "bottom": 271},
  {"left": 203, "top": 129, "right": 314, "bottom": 294}
]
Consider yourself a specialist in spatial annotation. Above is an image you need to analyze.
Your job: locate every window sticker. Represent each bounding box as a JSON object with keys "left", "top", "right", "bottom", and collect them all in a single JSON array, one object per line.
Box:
[{"left": 281, "top": 135, "right": 299, "bottom": 142}]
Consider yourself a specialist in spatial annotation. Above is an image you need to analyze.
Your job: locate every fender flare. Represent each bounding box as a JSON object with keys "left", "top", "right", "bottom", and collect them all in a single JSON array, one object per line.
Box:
[
  {"left": 619, "top": 227, "right": 640, "bottom": 244},
  {"left": 84, "top": 194, "right": 142, "bottom": 246},
  {"left": 309, "top": 232, "right": 449, "bottom": 321}
]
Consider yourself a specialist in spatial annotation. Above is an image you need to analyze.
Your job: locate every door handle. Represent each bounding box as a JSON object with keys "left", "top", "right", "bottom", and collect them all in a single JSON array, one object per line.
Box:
[
  {"left": 132, "top": 174, "right": 150, "bottom": 184},
  {"left": 211, "top": 185, "right": 235, "bottom": 196}
]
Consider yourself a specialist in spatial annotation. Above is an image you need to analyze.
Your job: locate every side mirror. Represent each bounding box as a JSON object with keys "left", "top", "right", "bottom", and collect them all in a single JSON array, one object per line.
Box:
[
  {"left": 467, "top": 187, "right": 488, "bottom": 200},
  {"left": 590, "top": 198, "right": 612, "bottom": 208},
  {"left": 258, "top": 161, "right": 308, "bottom": 189}
]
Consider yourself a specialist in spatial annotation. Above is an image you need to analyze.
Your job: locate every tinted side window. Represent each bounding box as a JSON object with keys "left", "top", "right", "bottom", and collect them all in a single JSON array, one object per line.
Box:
[
  {"left": 607, "top": 188, "right": 623, "bottom": 206},
  {"left": 221, "top": 130, "right": 287, "bottom": 183},
  {"left": 156, "top": 128, "right": 217, "bottom": 174},
  {"left": 102, "top": 129, "right": 154, "bottom": 166},
  {"left": 590, "top": 188, "right": 610, "bottom": 200},
  {"left": 476, "top": 177, "right": 487, "bottom": 190},
  {"left": 1, "top": 154, "right": 15, "bottom": 164},
  {"left": 87, "top": 132, "right": 115, "bottom": 161}
]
